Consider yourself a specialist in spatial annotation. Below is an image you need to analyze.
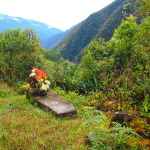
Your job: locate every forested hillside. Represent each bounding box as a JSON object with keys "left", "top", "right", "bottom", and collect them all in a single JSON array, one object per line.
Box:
[
  {"left": 55, "top": 0, "right": 137, "bottom": 61},
  {"left": 41, "top": 25, "right": 76, "bottom": 49},
  {"left": 0, "top": 0, "right": 150, "bottom": 149}
]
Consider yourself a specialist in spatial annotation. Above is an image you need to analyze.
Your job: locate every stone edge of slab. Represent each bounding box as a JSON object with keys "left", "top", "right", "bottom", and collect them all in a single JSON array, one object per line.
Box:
[{"left": 33, "top": 91, "right": 77, "bottom": 117}]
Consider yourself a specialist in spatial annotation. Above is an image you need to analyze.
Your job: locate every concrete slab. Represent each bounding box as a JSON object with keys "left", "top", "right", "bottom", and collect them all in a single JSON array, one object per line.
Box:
[{"left": 34, "top": 91, "right": 77, "bottom": 117}]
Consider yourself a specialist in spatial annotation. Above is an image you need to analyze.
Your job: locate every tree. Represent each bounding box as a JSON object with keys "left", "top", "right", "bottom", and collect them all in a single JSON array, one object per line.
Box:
[
  {"left": 44, "top": 49, "right": 64, "bottom": 63},
  {"left": 137, "top": 0, "right": 150, "bottom": 18},
  {"left": 0, "top": 28, "right": 44, "bottom": 84},
  {"left": 84, "top": 37, "right": 106, "bottom": 61},
  {"left": 112, "top": 15, "right": 138, "bottom": 70}
]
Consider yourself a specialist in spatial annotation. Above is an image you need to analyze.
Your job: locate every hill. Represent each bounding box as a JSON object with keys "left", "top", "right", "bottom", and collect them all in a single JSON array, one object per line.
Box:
[
  {"left": 0, "top": 14, "right": 63, "bottom": 40},
  {"left": 41, "top": 25, "right": 76, "bottom": 49},
  {"left": 54, "top": 0, "right": 137, "bottom": 61}
]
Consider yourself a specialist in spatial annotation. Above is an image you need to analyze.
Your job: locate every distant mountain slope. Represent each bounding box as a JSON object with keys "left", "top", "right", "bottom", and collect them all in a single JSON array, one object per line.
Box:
[
  {"left": 41, "top": 25, "right": 76, "bottom": 49},
  {"left": 54, "top": 0, "right": 136, "bottom": 61},
  {"left": 94, "top": 0, "right": 136, "bottom": 41},
  {"left": 0, "top": 14, "right": 63, "bottom": 40}
]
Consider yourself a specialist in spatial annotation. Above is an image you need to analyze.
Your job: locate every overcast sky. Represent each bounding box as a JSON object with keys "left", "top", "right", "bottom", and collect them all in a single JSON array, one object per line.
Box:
[{"left": 0, "top": 0, "right": 115, "bottom": 31}]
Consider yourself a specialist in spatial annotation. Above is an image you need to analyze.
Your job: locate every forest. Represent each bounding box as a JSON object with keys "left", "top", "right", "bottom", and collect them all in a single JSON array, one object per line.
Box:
[
  {"left": 0, "top": 0, "right": 149, "bottom": 149},
  {"left": 54, "top": 0, "right": 137, "bottom": 62}
]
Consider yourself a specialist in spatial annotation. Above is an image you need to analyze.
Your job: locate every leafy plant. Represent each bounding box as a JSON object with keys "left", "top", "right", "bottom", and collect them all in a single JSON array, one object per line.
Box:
[
  {"left": 0, "top": 28, "right": 45, "bottom": 85},
  {"left": 81, "top": 108, "right": 144, "bottom": 150},
  {"left": 141, "top": 94, "right": 150, "bottom": 116}
]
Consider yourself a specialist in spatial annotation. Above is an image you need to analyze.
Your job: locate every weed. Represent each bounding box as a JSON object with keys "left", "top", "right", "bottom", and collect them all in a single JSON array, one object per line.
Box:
[{"left": 81, "top": 108, "right": 145, "bottom": 150}]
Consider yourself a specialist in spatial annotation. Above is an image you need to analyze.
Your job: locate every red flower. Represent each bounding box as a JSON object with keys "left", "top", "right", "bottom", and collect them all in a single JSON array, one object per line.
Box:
[
  {"left": 30, "top": 81, "right": 35, "bottom": 85},
  {"left": 32, "top": 68, "right": 47, "bottom": 81}
]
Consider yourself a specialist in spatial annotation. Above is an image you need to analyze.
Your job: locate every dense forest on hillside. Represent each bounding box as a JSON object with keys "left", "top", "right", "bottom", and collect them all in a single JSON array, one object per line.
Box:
[
  {"left": 41, "top": 25, "right": 76, "bottom": 50},
  {"left": 55, "top": 0, "right": 137, "bottom": 62},
  {"left": 0, "top": 0, "right": 150, "bottom": 149}
]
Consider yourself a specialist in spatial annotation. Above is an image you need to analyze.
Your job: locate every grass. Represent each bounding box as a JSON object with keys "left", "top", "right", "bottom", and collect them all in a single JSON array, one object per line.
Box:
[
  {"left": 0, "top": 83, "right": 89, "bottom": 150},
  {"left": 0, "top": 82, "right": 148, "bottom": 150}
]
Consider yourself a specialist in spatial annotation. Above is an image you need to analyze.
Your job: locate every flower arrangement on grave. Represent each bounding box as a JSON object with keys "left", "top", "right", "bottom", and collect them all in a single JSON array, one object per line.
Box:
[{"left": 29, "top": 67, "right": 50, "bottom": 95}]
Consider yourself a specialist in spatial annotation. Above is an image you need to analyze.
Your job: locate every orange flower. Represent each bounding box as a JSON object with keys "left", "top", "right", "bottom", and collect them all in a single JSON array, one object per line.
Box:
[{"left": 32, "top": 68, "right": 47, "bottom": 81}]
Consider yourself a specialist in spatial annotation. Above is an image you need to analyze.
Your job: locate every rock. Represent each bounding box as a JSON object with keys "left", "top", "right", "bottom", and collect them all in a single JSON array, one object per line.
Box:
[
  {"left": 111, "top": 111, "right": 133, "bottom": 123},
  {"left": 33, "top": 91, "right": 77, "bottom": 117}
]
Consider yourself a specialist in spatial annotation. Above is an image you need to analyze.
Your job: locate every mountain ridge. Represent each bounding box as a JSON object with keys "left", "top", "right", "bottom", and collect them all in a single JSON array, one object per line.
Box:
[
  {"left": 0, "top": 14, "right": 63, "bottom": 40},
  {"left": 54, "top": 0, "right": 136, "bottom": 62},
  {"left": 41, "top": 25, "right": 76, "bottom": 49}
]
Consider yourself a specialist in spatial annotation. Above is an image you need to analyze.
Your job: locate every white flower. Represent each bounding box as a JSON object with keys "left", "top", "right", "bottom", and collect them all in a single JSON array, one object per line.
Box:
[
  {"left": 45, "top": 80, "right": 50, "bottom": 85},
  {"left": 40, "top": 83, "right": 49, "bottom": 91},
  {"left": 29, "top": 73, "right": 36, "bottom": 77},
  {"left": 32, "top": 69, "right": 36, "bottom": 73}
]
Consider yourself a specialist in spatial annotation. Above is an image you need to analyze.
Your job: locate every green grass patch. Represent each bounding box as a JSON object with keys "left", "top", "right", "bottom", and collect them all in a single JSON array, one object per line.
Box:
[
  {"left": 0, "top": 84, "right": 89, "bottom": 150},
  {"left": 0, "top": 83, "right": 146, "bottom": 150}
]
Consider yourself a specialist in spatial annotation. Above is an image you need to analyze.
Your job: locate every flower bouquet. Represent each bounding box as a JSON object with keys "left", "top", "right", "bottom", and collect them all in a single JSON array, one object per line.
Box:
[{"left": 28, "top": 67, "right": 50, "bottom": 96}]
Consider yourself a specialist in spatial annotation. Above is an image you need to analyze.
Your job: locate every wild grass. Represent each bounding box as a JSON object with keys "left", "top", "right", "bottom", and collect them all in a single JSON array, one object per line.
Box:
[
  {"left": 0, "top": 83, "right": 147, "bottom": 150},
  {"left": 0, "top": 83, "right": 89, "bottom": 150}
]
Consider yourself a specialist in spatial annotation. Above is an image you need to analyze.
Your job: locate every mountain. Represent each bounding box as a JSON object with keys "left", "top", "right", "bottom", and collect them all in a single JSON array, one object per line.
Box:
[
  {"left": 41, "top": 25, "right": 76, "bottom": 49},
  {"left": 0, "top": 14, "right": 63, "bottom": 40},
  {"left": 54, "top": 0, "right": 137, "bottom": 61}
]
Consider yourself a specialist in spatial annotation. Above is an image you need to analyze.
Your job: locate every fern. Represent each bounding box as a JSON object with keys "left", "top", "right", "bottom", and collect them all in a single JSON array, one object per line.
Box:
[{"left": 81, "top": 108, "right": 144, "bottom": 150}]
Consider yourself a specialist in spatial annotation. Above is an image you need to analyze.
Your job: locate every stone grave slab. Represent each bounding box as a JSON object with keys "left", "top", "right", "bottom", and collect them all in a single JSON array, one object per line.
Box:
[{"left": 34, "top": 91, "right": 77, "bottom": 117}]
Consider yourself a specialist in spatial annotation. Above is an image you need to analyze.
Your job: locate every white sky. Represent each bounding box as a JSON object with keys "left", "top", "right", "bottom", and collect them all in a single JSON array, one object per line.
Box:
[{"left": 0, "top": 0, "right": 115, "bottom": 31}]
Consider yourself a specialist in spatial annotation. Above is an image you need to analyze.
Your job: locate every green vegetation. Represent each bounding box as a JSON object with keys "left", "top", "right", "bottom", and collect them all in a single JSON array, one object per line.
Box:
[
  {"left": 55, "top": 0, "right": 137, "bottom": 61},
  {"left": 0, "top": 0, "right": 150, "bottom": 149},
  {"left": 0, "top": 27, "right": 45, "bottom": 85},
  {"left": 0, "top": 83, "right": 147, "bottom": 149}
]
